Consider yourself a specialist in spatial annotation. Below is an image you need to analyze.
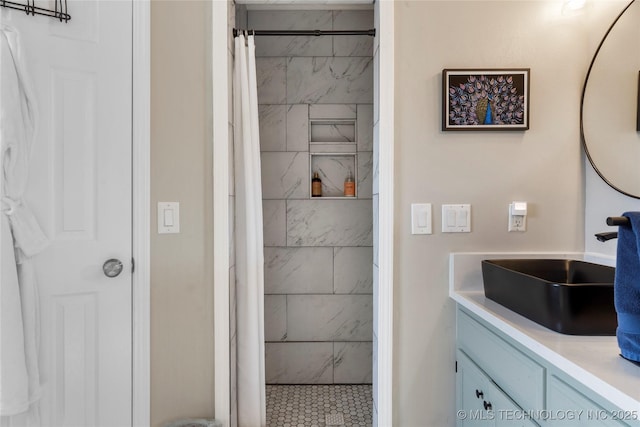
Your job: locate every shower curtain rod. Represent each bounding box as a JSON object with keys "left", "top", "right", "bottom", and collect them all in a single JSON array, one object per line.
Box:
[{"left": 232, "top": 28, "right": 375, "bottom": 38}]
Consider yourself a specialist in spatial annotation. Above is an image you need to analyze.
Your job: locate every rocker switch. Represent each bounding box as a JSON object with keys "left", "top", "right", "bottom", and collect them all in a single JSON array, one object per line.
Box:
[
  {"left": 164, "top": 209, "right": 174, "bottom": 227},
  {"left": 158, "top": 202, "right": 180, "bottom": 234}
]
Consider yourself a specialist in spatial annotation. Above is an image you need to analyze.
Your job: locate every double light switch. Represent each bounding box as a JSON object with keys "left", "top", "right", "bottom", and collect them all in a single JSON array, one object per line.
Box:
[{"left": 441, "top": 204, "right": 471, "bottom": 233}]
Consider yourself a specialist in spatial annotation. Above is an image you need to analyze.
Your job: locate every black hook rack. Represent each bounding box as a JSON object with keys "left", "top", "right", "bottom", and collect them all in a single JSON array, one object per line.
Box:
[
  {"left": 1, "top": 0, "right": 71, "bottom": 22},
  {"left": 606, "top": 216, "right": 630, "bottom": 226}
]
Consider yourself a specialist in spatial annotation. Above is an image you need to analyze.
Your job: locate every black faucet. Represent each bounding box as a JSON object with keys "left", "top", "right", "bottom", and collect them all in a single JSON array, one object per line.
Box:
[
  {"left": 595, "top": 232, "right": 618, "bottom": 242},
  {"left": 595, "top": 216, "right": 630, "bottom": 242}
]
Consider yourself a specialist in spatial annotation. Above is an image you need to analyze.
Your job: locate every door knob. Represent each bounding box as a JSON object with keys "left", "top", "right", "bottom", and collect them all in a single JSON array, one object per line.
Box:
[{"left": 103, "top": 259, "right": 124, "bottom": 278}]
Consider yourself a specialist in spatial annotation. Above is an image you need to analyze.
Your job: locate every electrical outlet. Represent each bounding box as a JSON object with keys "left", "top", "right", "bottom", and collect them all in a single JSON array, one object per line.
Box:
[
  {"left": 508, "top": 202, "right": 527, "bottom": 232},
  {"left": 508, "top": 213, "right": 526, "bottom": 232}
]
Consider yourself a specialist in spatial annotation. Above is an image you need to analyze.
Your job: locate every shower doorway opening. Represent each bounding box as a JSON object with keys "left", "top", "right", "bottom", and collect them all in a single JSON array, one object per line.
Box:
[
  {"left": 212, "top": 1, "right": 395, "bottom": 426},
  {"left": 245, "top": 6, "right": 375, "bottom": 425}
]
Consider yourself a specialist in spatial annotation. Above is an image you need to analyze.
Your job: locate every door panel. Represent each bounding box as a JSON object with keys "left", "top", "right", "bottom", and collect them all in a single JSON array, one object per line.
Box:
[{"left": 52, "top": 69, "right": 97, "bottom": 241}]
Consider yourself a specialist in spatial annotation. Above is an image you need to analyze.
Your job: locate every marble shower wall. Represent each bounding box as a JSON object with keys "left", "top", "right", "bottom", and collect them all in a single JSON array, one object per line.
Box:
[{"left": 248, "top": 9, "right": 374, "bottom": 384}]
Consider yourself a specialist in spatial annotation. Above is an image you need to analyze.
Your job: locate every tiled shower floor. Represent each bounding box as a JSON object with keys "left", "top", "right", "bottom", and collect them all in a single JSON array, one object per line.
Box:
[{"left": 266, "top": 384, "right": 373, "bottom": 427}]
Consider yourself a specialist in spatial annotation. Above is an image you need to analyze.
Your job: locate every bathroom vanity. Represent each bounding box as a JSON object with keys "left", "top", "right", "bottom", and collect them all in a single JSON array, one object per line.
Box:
[{"left": 450, "top": 253, "right": 640, "bottom": 427}]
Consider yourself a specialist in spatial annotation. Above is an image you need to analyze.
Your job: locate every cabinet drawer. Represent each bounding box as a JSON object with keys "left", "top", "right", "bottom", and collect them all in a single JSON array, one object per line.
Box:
[
  {"left": 458, "top": 309, "right": 545, "bottom": 411},
  {"left": 457, "top": 351, "right": 494, "bottom": 427},
  {"left": 457, "top": 351, "right": 538, "bottom": 427},
  {"left": 548, "top": 375, "right": 634, "bottom": 427}
]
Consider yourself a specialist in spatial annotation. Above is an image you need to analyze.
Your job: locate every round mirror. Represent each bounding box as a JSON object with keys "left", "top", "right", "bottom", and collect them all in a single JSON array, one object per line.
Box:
[{"left": 582, "top": 0, "right": 640, "bottom": 199}]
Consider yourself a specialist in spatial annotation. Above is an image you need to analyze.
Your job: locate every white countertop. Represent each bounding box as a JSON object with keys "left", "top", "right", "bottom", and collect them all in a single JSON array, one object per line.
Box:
[{"left": 449, "top": 252, "right": 640, "bottom": 413}]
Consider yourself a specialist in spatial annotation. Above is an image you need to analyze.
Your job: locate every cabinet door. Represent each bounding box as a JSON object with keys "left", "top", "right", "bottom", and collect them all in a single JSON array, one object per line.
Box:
[{"left": 548, "top": 375, "right": 634, "bottom": 427}]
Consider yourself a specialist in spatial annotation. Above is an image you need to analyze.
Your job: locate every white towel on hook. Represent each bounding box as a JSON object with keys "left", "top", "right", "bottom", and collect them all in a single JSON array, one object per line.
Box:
[{"left": 0, "top": 25, "right": 47, "bottom": 417}]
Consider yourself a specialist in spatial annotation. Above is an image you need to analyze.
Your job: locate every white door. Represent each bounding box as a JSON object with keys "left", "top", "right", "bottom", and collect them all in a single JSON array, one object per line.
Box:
[{"left": 1, "top": 1, "right": 133, "bottom": 426}]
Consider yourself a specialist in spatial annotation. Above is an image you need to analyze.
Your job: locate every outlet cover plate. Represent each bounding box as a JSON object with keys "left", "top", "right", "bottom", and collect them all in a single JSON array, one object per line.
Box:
[{"left": 508, "top": 210, "right": 526, "bottom": 232}]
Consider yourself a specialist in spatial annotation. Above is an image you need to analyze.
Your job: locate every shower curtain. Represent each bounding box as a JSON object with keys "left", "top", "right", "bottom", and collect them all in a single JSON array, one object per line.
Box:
[{"left": 233, "top": 33, "right": 266, "bottom": 427}]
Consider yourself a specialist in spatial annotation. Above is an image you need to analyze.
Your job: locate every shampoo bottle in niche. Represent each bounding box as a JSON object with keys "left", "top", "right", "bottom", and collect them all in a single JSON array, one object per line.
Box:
[
  {"left": 344, "top": 170, "right": 355, "bottom": 197},
  {"left": 312, "top": 172, "right": 322, "bottom": 197}
]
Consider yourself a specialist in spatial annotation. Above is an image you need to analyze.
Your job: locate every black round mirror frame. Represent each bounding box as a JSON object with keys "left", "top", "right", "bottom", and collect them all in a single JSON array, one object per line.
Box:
[{"left": 580, "top": 0, "right": 640, "bottom": 199}]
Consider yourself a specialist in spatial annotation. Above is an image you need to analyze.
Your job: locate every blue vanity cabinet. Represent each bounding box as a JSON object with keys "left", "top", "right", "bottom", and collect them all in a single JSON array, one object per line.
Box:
[{"left": 456, "top": 306, "right": 639, "bottom": 427}]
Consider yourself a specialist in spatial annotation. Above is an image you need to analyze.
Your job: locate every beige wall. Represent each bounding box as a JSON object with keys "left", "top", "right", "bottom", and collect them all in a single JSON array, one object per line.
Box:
[
  {"left": 150, "top": 1, "right": 213, "bottom": 426},
  {"left": 144, "top": 1, "right": 636, "bottom": 426},
  {"left": 394, "top": 1, "right": 589, "bottom": 425}
]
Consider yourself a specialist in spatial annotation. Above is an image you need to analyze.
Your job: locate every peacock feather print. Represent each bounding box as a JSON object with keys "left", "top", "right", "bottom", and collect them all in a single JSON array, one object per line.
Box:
[{"left": 447, "top": 73, "right": 527, "bottom": 127}]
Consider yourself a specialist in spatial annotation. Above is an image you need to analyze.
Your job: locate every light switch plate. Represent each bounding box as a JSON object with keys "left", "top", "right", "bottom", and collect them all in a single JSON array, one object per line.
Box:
[
  {"left": 411, "top": 203, "right": 432, "bottom": 235},
  {"left": 442, "top": 204, "right": 471, "bottom": 233},
  {"left": 158, "top": 202, "right": 180, "bottom": 234}
]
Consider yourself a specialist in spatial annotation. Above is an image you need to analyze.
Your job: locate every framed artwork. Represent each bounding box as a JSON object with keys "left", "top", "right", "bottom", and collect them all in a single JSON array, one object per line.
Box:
[{"left": 442, "top": 69, "right": 530, "bottom": 131}]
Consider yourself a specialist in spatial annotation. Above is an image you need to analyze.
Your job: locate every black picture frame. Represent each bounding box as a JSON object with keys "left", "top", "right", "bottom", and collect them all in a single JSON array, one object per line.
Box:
[{"left": 442, "top": 69, "right": 530, "bottom": 131}]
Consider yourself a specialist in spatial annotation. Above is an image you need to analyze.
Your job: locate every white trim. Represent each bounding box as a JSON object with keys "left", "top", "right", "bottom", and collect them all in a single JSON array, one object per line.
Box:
[
  {"left": 132, "top": 0, "right": 151, "bottom": 426},
  {"left": 376, "top": 0, "right": 394, "bottom": 426},
  {"left": 212, "top": 1, "right": 231, "bottom": 426}
]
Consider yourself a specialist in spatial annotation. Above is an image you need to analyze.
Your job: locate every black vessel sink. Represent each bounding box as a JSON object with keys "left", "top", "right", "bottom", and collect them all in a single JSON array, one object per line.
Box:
[{"left": 481, "top": 259, "right": 616, "bottom": 335}]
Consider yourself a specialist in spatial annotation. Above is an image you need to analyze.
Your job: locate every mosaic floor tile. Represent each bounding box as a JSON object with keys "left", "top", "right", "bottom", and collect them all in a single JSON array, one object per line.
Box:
[
  {"left": 325, "top": 412, "right": 345, "bottom": 425},
  {"left": 266, "top": 384, "right": 372, "bottom": 427}
]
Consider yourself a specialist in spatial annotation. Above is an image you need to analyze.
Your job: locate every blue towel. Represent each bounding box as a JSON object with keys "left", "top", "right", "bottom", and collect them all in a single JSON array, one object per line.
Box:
[{"left": 615, "top": 212, "right": 640, "bottom": 363}]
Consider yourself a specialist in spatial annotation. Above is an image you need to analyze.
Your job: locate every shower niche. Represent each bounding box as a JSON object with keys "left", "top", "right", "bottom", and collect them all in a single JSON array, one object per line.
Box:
[
  {"left": 310, "top": 119, "right": 356, "bottom": 144},
  {"left": 309, "top": 118, "right": 358, "bottom": 198},
  {"left": 310, "top": 153, "right": 358, "bottom": 199}
]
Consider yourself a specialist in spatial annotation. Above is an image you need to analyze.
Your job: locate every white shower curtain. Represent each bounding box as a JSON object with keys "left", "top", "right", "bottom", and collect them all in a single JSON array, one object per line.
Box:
[{"left": 233, "top": 33, "right": 266, "bottom": 427}]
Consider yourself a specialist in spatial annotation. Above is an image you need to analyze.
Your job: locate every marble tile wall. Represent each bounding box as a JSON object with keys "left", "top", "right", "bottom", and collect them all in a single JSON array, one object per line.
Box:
[{"left": 252, "top": 9, "right": 374, "bottom": 385}]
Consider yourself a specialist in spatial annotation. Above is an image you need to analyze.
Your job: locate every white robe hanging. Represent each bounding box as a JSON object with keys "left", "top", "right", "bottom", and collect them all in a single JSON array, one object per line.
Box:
[{"left": 0, "top": 25, "right": 47, "bottom": 417}]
